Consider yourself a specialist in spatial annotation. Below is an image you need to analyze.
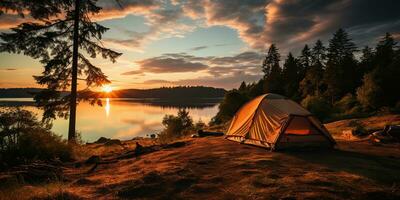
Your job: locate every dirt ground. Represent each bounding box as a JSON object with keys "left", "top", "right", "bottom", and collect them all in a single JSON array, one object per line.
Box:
[{"left": 26, "top": 136, "right": 396, "bottom": 200}]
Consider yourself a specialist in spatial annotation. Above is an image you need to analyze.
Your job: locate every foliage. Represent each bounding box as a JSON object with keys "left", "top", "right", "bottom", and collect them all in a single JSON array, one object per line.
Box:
[
  {"left": 356, "top": 72, "right": 382, "bottom": 110},
  {"left": 262, "top": 44, "right": 283, "bottom": 94},
  {"left": 0, "top": 108, "right": 72, "bottom": 168},
  {"left": 301, "top": 95, "right": 332, "bottom": 121},
  {"left": 0, "top": 0, "right": 122, "bottom": 141},
  {"left": 300, "top": 40, "right": 326, "bottom": 97},
  {"left": 335, "top": 93, "right": 359, "bottom": 114},
  {"left": 157, "top": 109, "right": 194, "bottom": 143},
  {"left": 281, "top": 53, "right": 301, "bottom": 100},
  {"left": 210, "top": 91, "right": 249, "bottom": 125},
  {"left": 323, "top": 28, "right": 359, "bottom": 102},
  {"left": 194, "top": 120, "right": 206, "bottom": 131}
]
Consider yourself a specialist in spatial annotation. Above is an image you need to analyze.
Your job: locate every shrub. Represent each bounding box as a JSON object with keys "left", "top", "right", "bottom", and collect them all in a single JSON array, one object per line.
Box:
[
  {"left": 356, "top": 71, "right": 383, "bottom": 110},
  {"left": 157, "top": 109, "right": 194, "bottom": 143},
  {"left": 301, "top": 95, "right": 332, "bottom": 121},
  {"left": 194, "top": 119, "right": 206, "bottom": 131},
  {"left": 0, "top": 108, "right": 72, "bottom": 168},
  {"left": 210, "top": 91, "right": 249, "bottom": 125},
  {"left": 335, "top": 93, "right": 359, "bottom": 114}
]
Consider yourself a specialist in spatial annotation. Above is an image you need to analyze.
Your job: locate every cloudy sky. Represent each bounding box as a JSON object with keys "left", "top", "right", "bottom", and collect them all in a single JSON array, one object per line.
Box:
[{"left": 1, "top": 0, "right": 400, "bottom": 89}]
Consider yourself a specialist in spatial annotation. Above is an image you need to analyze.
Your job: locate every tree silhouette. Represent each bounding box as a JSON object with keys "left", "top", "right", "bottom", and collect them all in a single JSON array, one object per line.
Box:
[
  {"left": 323, "top": 28, "right": 358, "bottom": 103},
  {"left": 262, "top": 44, "right": 283, "bottom": 93},
  {"left": 0, "top": 0, "right": 122, "bottom": 142},
  {"left": 281, "top": 53, "right": 300, "bottom": 99},
  {"left": 298, "top": 44, "right": 312, "bottom": 76},
  {"left": 300, "top": 40, "right": 326, "bottom": 97}
]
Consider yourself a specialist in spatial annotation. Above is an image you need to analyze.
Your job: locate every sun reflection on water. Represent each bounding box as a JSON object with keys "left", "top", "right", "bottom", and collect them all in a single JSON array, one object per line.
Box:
[{"left": 105, "top": 98, "right": 110, "bottom": 117}]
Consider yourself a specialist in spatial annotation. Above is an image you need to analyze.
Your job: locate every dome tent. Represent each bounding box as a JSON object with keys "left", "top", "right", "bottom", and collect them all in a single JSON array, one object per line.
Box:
[{"left": 225, "top": 93, "right": 335, "bottom": 150}]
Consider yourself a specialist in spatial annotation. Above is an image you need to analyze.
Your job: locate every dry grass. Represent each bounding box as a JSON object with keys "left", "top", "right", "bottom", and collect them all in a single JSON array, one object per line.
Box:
[
  {"left": 8, "top": 137, "right": 396, "bottom": 199},
  {"left": 2, "top": 115, "right": 400, "bottom": 199},
  {"left": 325, "top": 114, "right": 400, "bottom": 139}
]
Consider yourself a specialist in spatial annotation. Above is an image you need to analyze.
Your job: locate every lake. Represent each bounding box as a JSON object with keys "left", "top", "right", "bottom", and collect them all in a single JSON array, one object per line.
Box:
[{"left": 0, "top": 98, "right": 221, "bottom": 142}]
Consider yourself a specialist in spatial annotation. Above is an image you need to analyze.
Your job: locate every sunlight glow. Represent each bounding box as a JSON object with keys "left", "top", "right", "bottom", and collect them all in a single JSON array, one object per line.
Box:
[
  {"left": 102, "top": 85, "right": 113, "bottom": 93},
  {"left": 105, "top": 98, "right": 110, "bottom": 117}
]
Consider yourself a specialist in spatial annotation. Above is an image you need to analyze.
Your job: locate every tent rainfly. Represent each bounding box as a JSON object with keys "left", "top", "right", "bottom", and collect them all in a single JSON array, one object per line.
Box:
[{"left": 225, "top": 93, "right": 335, "bottom": 150}]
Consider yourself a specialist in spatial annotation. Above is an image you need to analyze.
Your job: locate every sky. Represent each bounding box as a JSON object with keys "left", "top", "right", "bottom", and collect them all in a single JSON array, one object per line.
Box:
[{"left": 1, "top": 0, "right": 400, "bottom": 90}]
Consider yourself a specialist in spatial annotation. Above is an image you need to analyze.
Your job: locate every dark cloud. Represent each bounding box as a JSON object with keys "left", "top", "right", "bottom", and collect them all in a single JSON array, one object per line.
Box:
[
  {"left": 138, "top": 57, "right": 208, "bottom": 73},
  {"left": 178, "top": 0, "right": 400, "bottom": 53},
  {"left": 125, "top": 51, "right": 264, "bottom": 88},
  {"left": 190, "top": 46, "right": 208, "bottom": 51},
  {"left": 121, "top": 70, "right": 144, "bottom": 75},
  {"left": 122, "top": 51, "right": 262, "bottom": 76},
  {"left": 4, "top": 68, "right": 17, "bottom": 71},
  {"left": 210, "top": 51, "right": 263, "bottom": 65}
]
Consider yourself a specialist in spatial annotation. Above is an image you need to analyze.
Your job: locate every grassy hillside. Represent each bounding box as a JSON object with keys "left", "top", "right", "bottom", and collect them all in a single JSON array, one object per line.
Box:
[{"left": 1, "top": 139, "right": 400, "bottom": 199}]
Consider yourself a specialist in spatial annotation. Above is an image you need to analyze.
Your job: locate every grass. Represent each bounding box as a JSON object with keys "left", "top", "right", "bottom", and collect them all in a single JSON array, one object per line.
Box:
[
  {"left": 1, "top": 115, "right": 400, "bottom": 199},
  {"left": 0, "top": 181, "right": 72, "bottom": 200},
  {"left": 325, "top": 114, "right": 400, "bottom": 139}
]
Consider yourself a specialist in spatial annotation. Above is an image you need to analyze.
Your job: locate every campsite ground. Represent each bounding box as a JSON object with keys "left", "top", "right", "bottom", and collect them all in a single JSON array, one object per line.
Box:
[{"left": 1, "top": 115, "right": 400, "bottom": 200}]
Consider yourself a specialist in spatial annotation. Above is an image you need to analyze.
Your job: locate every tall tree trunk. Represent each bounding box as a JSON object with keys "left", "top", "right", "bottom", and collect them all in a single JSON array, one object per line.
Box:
[{"left": 68, "top": 0, "right": 80, "bottom": 142}]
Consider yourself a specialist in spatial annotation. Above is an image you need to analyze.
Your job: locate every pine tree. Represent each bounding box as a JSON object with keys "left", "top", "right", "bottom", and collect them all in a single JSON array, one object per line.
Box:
[
  {"left": 356, "top": 33, "right": 399, "bottom": 108},
  {"left": 262, "top": 44, "right": 283, "bottom": 94},
  {"left": 0, "top": 0, "right": 122, "bottom": 142},
  {"left": 375, "top": 33, "right": 396, "bottom": 68},
  {"left": 281, "top": 53, "right": 300, "bottom": 99},
  {"left": 300, "top": 40, "right": 326, "bottom": 97},
  {"left": 298, "top": 45, "right": 312, "bottom": 75},
  {"left": 311, "top": 40, "right": 326, "bottom": 66},
  {"left": 323, "top": 28, "right": 358, "bottom": 103},
  {"left": 238, "top": 81, "right": 247, "bottom": 92},
  {"left": 375, "top": 33, "right": 399, "bottom": 106},
  {"left": 359, "top": 46, "right": 375, "bottom": 73}
]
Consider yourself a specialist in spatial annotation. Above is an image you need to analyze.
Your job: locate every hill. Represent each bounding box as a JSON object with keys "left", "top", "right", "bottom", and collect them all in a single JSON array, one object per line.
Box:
[
  {"left": 0, "top": 88, "right": 43, "bottom": 98},
  {"left": 0, "top": 86, "right": 226, "bottom": 99}
]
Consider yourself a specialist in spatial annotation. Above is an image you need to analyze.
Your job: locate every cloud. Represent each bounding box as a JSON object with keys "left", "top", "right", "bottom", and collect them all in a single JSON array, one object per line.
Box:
[
  {"left": 126, "top": 51, "right": 264, "bottom": 88},
  {"left": 142, "top": 71, "right": 262, "bottom": 89},
  {"left": 1, "top": 68, "right": 17, "bottom": 71},
  {"left": 190, "top": 45, "right": 208, "bottom": 51},
  {"left": 122, "top": 54, "right": 209, "bottom": 74},
  {"left": 122, "top": 51, "right": 262, "bottom": 76},
  {"left": 121, "top": 70, "right": 144, "bottom": 75},
  {"left": 176, "top": 0, "right": 400, "bottom": 53},
  {"left": 0, "top": 14, "right": 29, "bottom": 29},
  {"left": 93, "top": 0, "right": 159, "bottom": 21}
]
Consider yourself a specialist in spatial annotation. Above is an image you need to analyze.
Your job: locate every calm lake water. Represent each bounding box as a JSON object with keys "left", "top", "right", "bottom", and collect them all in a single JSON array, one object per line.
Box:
[{"left": 0, "top": 98, "right": 220, "bottom": 142}]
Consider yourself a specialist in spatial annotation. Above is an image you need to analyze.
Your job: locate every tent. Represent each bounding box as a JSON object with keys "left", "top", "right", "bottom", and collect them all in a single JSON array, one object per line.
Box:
[{"left": 225, "top": 93, "right": 335, "bottom": 150}]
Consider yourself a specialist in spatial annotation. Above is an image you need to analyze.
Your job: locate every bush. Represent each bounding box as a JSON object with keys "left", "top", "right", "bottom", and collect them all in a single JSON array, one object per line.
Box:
[
  {"left": 335, "top": 93, "right": 359, "bottom": 114},
  {"left": 210, "top": 91, "right": 249, "bottom": 125},
  {"left": 301, "top": 95, "right": 332, "bottom": 121},
  {"left": 157, "top": 109, "right": 194, "bottom": 143},
  {"left": 0, "top": 108, "right": 72, "bottom": 168},
  {"left": 194, "top": 119, "right": 206, "bottom": 131},
  {"left": 356, "top": 71, "right": 383, "bottom": 110}
]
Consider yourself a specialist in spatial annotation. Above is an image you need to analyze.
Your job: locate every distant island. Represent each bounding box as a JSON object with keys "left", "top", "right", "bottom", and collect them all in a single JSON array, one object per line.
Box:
[{"left": 0, "top": 86, "right": 226, "bottom": 99}]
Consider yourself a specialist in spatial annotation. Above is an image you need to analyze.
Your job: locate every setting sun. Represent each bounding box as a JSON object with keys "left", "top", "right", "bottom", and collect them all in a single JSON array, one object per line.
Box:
[{"left": 102, "top": 85, "right": 113, "bottom": 93}]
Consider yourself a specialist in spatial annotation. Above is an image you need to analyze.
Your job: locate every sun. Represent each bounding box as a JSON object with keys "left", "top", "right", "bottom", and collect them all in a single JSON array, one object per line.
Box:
[{"left": 102, "top": 85, "right": 113, "bottom": 93}]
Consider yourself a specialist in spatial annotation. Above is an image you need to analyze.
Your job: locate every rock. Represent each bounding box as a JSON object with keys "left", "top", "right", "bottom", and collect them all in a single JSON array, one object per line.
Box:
[
  {"left": 85, "top": 155, "right": 101, "bottom": 164},
  {"left": 164, "top": 141, "right": 186, "bottom": 149},
  {"left": 104, "top": 139, "right": 122, "bottom": 146},
  {"left": 94, "top": 137, "right": 110, "bottom": 144}
]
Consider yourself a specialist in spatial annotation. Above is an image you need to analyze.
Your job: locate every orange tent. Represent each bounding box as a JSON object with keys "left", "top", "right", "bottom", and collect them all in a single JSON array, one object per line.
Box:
[{"left": 225, "top": 93, "right": 335, "bottom": 150}]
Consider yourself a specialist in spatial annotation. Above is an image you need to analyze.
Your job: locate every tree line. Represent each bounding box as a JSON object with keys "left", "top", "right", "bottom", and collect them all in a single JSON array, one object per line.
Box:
[{"left": 212, "top": 29, "right": 400, "bottom": 124}]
